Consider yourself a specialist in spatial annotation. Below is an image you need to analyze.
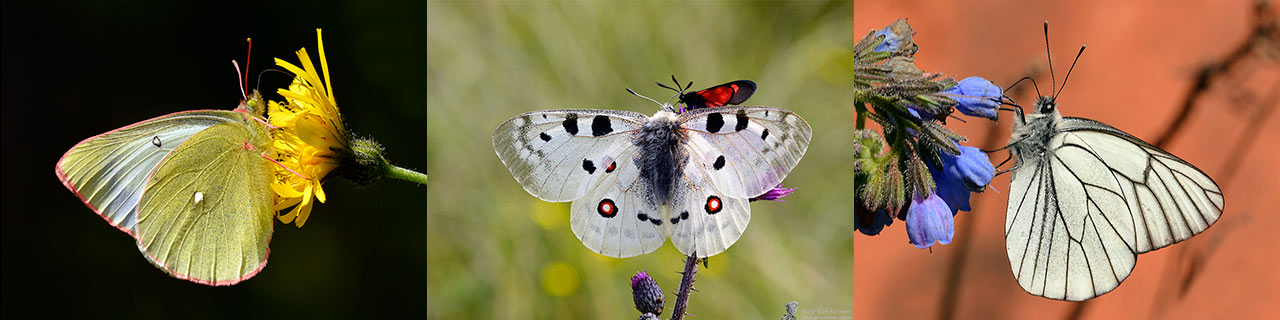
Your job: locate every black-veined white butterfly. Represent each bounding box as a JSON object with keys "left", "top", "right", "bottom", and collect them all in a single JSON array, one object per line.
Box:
[{"left": 1000, "top": 24, "right": 1224, "bottom": 301}]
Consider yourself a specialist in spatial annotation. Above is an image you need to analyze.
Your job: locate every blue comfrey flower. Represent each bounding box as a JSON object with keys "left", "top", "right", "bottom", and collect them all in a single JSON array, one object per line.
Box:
[
  {"left": 855, "top": 19, "right": 1000, "bottom": 250},
  {"left": 856, "top": 207, "right": 895, "bottom": 236},
  {"left": 873, "top": 26, "right": 904, "bottom": 53},
  {"left": 930, "top": 164, "right": 972, "bottom": 214},
  {"left": 905, "top": 192, "right": 954, "bottom": 249},
  {"left": 905, "top": 144, "right": 995, "bottom": 249},
  {"left": 914, "top": 145, "right": 993, "bottom": 246},
  {"left": 941, "top": 77, "right": 1001, "bottom": 120},
  {"left": 941, "top": 145, "right": 995, "bottom": 192}
]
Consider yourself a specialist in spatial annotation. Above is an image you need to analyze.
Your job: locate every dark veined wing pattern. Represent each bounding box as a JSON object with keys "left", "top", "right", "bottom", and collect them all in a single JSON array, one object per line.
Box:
[{"left": 1006, "top": 116, "right": 1224, "bottom": 301}]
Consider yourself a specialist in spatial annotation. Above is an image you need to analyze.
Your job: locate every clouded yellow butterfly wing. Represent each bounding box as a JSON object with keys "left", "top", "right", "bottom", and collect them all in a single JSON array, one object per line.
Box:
[{"left": 56, "top": 94, "right": 276, "bottom": 285}]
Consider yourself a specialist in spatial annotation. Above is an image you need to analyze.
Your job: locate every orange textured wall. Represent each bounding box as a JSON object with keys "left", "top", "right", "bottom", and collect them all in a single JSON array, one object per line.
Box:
[{"left": 855, "top": 1, "right": 1280, "bottom": 319}]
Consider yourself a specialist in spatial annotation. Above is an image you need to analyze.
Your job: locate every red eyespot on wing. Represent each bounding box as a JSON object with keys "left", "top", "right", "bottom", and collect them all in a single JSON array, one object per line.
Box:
[
  {"left": 605, "top": 161, "right": 616, "bottom": 173},
  {"left": 704, "top": 195, "right": 723, "bottom": 214},
  {"left": 597, "top": 199, "right": 618, "bottom": 218}
]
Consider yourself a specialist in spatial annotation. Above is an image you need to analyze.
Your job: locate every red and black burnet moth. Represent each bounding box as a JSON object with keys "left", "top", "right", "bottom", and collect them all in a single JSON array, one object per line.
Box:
[{"left": 657, "top": 76, "right": 757, "bottom": 112}]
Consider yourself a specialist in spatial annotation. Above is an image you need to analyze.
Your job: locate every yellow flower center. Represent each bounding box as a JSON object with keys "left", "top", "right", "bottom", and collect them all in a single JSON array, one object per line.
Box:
[{"left": 267, "top": 28, "right": 347, "bottom": 227}]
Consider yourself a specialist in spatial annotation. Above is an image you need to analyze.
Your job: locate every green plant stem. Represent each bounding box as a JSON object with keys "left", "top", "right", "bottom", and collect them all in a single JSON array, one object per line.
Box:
[
  {"left": 385, "top": 164, "right": 428, "bottom": 185},
  {"left": 855, "top": 102, "right": 868, "bottom": 130}
]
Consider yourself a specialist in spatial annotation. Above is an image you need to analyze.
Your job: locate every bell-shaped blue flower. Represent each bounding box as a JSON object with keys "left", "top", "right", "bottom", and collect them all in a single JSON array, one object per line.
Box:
[
  {"left": 905, "top": 192, "right": 954, "bottom": 249},
  {"left": 873, "top": 26, "right": 904, "bottom": 53},
  {"left": 856, "top": 206, "right": 895, "bottom": 236},
  {"left": 929, "top": 145, "right": 994, "bottom": 214},
  {"left": 930, "top": 164, "right": 971, "bottom": 214},
  {"left": 941, "top": 77, "right": 1001, "bottom": 120},
  {"left": 942, "top": 145, "right": 995, "bottom": 192}
]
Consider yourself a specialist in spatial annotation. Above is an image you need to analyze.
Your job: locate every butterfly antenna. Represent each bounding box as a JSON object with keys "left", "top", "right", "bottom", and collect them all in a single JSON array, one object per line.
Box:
[
  {"left": 1055, "top": 45, "right": 1086, "bottom": 99},
  {"left": 1044, "top": 21, "right": 1056, "bottom": 98},
  {"left": 244, "top": 38, "right": 253, "bottom": 95},
  {"left": 627, "top": 87, "right": 663, "bottom": 106},
  {"left": 233, "top": 60, "right": 247, "bottom": 100}
]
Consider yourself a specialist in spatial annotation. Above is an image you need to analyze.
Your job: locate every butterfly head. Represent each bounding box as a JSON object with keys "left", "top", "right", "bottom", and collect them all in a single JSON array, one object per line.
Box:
[
  {"left": 1034, "top": 95, "right": 1056, "bottom": 114},
  {"left": 236, "top": 89, "right": 267, "bottom": 118}
]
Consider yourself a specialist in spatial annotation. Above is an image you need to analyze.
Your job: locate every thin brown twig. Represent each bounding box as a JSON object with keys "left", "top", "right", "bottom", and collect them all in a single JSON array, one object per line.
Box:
[
  {"left": 1153, "top": 0, "right": 1277, "bottom": 148},
  {"left": 670, "top": 253, "right": 699, "bottom": 320}
]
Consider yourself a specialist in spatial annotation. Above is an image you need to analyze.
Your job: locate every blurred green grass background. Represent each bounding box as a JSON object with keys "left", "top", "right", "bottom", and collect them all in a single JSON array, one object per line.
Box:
[{"left": 428, "top": 1, "right": 855, "bottom": 318}]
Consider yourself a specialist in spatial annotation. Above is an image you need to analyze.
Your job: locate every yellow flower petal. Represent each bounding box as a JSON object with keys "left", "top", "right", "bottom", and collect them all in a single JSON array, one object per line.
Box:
[
  {"left": 272, "top": 182, "right": 304, "bottom": 198},
  {"left": 266, "top": 28, "right": 346, "bottom": 228},
  {"left": 313, "top": 182, "right": 327, "bottom": 203}
]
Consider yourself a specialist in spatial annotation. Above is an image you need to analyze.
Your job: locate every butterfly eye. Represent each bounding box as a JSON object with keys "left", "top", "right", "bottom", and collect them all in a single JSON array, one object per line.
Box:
[
  {"left": 1036, "top": 96, "right": 1056, "bottom": 113},
  {"left": 704, "top": 196, "right": 723, "bottom": 214},
  {"left": 597, "top": 199, "right": 617, "bottom": 218}
]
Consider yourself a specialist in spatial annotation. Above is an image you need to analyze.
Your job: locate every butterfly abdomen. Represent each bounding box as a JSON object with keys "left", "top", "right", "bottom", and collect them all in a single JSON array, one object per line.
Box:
[{"left": 635, "top": 112, "right": 687, "bottom": 206}]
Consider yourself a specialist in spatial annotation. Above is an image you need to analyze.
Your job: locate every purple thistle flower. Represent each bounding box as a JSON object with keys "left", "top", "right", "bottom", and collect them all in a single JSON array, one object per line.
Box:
[
  {"left": 905, "top": 191, "right": 954, "bottom": 249},
  {"left": 751, "top": 184, "right": 796, "bottom": 202},
  {"left": 941, "top": 76, "right": 1001, "bottom": 120},
  {"left": 631, "top": 271, "right": 665, "bottom": 315}
]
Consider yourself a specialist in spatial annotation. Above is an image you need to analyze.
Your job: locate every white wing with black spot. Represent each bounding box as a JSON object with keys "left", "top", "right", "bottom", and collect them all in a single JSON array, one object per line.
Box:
[
  {"left": 493, "top": 109, "right": 648, "bottom": 201},
  {"left": 677, "top": 106, "right": 811, "bottom": 198},
  {"left": 568, "top": 143, "right": 668, "bottom": 258},
  {"left": 665, "top": 155, "right": 752, "bottom": 258},
  {"left": 1005, "top": 116, "right": 1224, "bottom": 301}
]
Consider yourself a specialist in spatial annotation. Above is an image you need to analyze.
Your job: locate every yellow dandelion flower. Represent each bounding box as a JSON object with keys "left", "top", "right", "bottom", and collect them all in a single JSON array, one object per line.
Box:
[{"left": 269, "top": 28, "right": 349, "bottom": 227}]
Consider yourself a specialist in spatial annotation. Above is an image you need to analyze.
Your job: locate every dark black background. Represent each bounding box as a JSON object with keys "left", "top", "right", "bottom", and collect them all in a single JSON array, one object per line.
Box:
[{"left": 2, "top": 0, "right": 426, "bottom": 318}]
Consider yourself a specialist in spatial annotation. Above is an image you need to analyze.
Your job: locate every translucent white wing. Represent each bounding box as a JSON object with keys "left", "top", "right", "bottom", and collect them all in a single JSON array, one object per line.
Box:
[
  {"left": 677, "top": 106, "right": 811, "bottom": 198},
  {"left": 55, "top": 110, "right": 244, "bottom": 236},
  {"left": 666, "top": 147, "right": 753, "bottom": 258},
  {"left": 568, "top": 143, "right": 668, "bottom": 258},
  {"left": 1006, "top": 117, "right": 1224, "bottom": 301},
  {"left": 493, "top": 109, "right": 648, "bottom": 201}
]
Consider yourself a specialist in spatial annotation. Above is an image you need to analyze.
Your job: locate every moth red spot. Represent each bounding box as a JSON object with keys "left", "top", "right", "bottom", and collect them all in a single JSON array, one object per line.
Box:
[
  {"left": 606, "top": 161, "right": 616, "bottom": 173},
  {"left": 705, "top": 196, "right": 723, "bottom": 214},
  {"left": 597, "top": 199, "right": 617, "bottom": 218},
  {"left": 696, "top": 86, "right": 735, "bottom": 107}
]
